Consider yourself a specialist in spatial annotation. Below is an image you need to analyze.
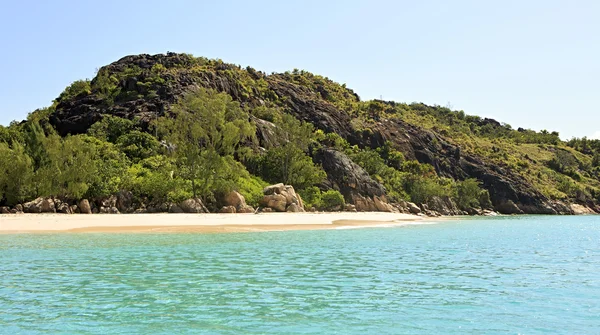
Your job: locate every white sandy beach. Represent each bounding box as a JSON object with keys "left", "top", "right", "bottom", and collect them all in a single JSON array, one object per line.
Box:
[{"left": 0, "top": 212, "right": 429, "bottom": 234}]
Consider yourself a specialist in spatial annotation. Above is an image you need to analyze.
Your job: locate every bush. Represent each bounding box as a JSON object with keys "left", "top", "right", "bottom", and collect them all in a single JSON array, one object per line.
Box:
[
  {"left": 479, "top": 189, "right": 493, "bottom": 209},
  {"left": 404, "top": 176, "right": 450, "bottom": 204},
  {"left": 299, "top": 186, "right": 323, "bottom": 209},
  {"left": 236, "top": 175, "right": 268, "bottom": 208},
  {"left": 321, "top": 190, "right": 345, "bottom": 211},
  {"left": 55, "top": 80, "right": 91, "bottom": 103},
  {"left": 122, "top": 156, "right": 178, "bottom": 203},
  {"left": 454, "top": 178, "right": 483, "bottom": 210},
  {"left": 116, "top": 130, "right": 160, "bottom": 162},
  {"left": 89, "top": 116, "right": 135, "bottom": 143}
]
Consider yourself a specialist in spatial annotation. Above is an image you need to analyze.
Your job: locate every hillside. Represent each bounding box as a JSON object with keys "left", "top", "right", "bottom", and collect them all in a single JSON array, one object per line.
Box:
[{"left": 1, "top": 52, "right": 599, "bottom": 215}]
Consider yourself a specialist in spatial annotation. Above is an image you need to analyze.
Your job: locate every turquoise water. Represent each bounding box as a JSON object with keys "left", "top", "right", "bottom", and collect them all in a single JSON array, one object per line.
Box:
[{"left": 1, "top": 216, "right": 599, "bottom": 334}]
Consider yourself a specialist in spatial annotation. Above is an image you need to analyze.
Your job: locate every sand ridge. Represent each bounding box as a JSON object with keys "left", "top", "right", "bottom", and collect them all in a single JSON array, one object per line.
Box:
[{"left": 0, "top": 212, "right": 431, "bottom": 234}]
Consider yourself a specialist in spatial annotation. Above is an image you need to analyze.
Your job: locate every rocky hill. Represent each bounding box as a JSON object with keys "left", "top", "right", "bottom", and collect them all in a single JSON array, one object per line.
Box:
[{"left": 2, "top": 53, "right": 599, "bottom": 215}]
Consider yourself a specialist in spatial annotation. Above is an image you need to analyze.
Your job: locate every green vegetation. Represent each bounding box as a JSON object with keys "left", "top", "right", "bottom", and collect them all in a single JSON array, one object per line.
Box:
[
  {"left": 249, "top": 114, "right": 327, "bottom": 190},
  {"left": 1, "top": 53, "right": 598, "bottom": 214},
  {"left": 299, "top": 187, "right": 345, "bottom": 211},
  {"left": 156, "top": 88, "right": 255, "bottom": 202}
]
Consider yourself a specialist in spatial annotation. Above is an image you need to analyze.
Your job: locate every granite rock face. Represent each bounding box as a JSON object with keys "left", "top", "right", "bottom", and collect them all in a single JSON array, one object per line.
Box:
[{"left": 260, "top": 184, "right": 305, "bottom": 212}]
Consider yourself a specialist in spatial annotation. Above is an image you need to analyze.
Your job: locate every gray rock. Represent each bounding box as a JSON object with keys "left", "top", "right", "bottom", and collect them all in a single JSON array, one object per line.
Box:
[
  {"left": 100, "top": 196, "right": 117, "bottom": 209},
  {"left": 1, "top": 207, "right": 10, "bottom": 214},
  {"left": 351, "top": 194, "right": 377, "bottom": 212},
  {"left": 79, "top": 199, "right": 92, "bottom": 214},
  {"left": 237, "top": 205, "right": 255, "bottom": 213},
  {"left": 494, "top": 200, "right": 524, "bottom": 215},
  {"left": 168, "top": 204, "right": 184, "bottom": 213},
  {"left": 374, "top": 196, "right": 395, "bottom": 212},
  {"left": 179, "top": 198, "right": 208, "bottom": 213},
  {"left": 116, "top": 191, "right": 134, "bottom": 213},
  {"left": 407, "top": 202, "right": 422, "bottom": 215},
  {"left": 23, "top": 198, "right": 56, "bottom": 213},
  {"left": 260, "top": 194, "right": 287, "bottom": 212},
  {"left": 427, "top": 196, "right": 461, "bottom": 216},
  {"left": 57, "top": 202, "right": 72, "bottom": 214},
  {"left": 219, "top": 206, "right": 237, "bottom": 213},
  {"left": 345, "top": 204, "right": 357, "bottom": 212},
  {"left": 222, "top": 191, "right": 248, "bottom": 212},
  {"left": 263, "top": 183, "right": 285, "bottom": 196},
  {"left": 286, "top": 203, "right": 304, "bottom": 213},
  {"left": 99, "top": 207, "right": 120, "bottom": 214}
]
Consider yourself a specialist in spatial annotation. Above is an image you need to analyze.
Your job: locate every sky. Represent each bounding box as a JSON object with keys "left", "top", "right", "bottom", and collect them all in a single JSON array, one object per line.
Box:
[{"left": 0, "top": 0, "right": 598, "bottom": 139}]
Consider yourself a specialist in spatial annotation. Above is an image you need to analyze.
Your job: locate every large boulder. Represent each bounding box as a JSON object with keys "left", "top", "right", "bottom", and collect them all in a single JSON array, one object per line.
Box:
[
  {"left": 261, "top": 194, "right": 287, "bottom": 212},
  {"left": 179, "top": 198, "right": 208, "bottom": 213},
  {"left": 407, "top": 202, "right": 422, "bottom": 215},
  {"left": 314, "top": 148, "right": 386, "bottom": 204},
  {"left": 56, "top": 202, "right": 73, "bottom": 214},
  {"left": 222, "top": 191, "right": 254, "bottom": 213},
  {"left": 427, "top": 196, "right": 461, "bottom": 216},
  {"left": 23, "top": 198, "right": 56, "bottom": 213},
  {"left": 100, "top": 196, "right": 117, "bottom": 209},
  {"left": 352, "top": 194, "right": 377, "bottom": 212},
  {"left": 238, "top": 206, "right": 255, "bottom": 213},
  {"left": 1, "top": 207, "right": 10, "bottom": 214},
  {"left": 263, "top": 183, "right": 285, "bottom": 196},
  {"left": 99, "top": 207, "right": 120, "bottom": 214},
  {"left": 570, "top": 204, "right": 595, "bottom": 215},
  {"left": 260, "top": 184, "right": 305, "bottom": 212},
  {"left": 223, "top": 191, "right": 245, "bottom": 209},
  {"left": 286, "top": 203, "right": 303, "bottom": 212},
  {"left": 79, "top": 199, "right": 92, "bottom": 214},
  {"left": 116, "top": 191, "right": 134, "bottom": 213},
  {"left": 168, "top": 204, "right": 184, "bottom": 213},
  {"left": 495, "top": 200, "right": 524, "bottom": 215},
  {"left": 219, "top": 206, "right": 237, "bottom": 213},
  {"left": 374, "top": 196, "right": 396, "bottom": 213}
]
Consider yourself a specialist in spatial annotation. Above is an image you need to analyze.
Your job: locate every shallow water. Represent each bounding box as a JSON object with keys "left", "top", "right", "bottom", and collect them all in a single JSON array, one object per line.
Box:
[{"left": 1, "top": 216, "right": 599, "bottom": 334}]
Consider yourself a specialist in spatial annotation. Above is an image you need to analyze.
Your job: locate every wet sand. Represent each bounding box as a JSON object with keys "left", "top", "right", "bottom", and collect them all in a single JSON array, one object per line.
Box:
[{"left": 0, "top": 212, "right": 428, "bottom": 234}]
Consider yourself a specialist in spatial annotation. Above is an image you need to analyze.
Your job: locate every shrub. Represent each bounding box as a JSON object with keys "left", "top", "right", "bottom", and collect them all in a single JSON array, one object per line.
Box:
[
  {"left": 89, "top": 116, "right": 135, "bottom": 143},
  {"left": 116, "top": 130, "right": 160, "bottom": 162},
  {"left": 454, "top": 178, "right": 483, "bottom": 210},
  {"left": 299, "top": 186, "right": 323, "bottom": 209},
  {"left": 320, "top": 190, "right": 345, "bottom": 211},
  {"left": 55, "top": 80, "right": 91, "bottom": 103},
  {"left": 236, "top": 175, "right": 268, "bottom": 208}
]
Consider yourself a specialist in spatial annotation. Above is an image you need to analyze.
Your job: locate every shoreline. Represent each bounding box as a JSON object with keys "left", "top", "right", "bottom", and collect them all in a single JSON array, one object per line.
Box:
[{"left": 0, "top": 212, "right": 435, "bottom": 234}]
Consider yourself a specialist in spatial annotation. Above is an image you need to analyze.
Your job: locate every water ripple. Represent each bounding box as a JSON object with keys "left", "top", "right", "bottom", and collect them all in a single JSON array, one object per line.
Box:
[{"left": 1, "top": 216, "right": 600, "bottom": 334}]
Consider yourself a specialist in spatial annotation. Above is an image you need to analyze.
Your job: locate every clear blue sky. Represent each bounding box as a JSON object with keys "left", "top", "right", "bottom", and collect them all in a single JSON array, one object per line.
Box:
[{"left": 1, "top": 0, "right": 598, "bottom": 139}]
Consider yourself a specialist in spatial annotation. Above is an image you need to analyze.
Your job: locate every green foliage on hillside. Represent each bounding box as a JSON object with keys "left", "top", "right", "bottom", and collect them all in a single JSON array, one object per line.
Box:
[
  {"left": 2, "top": 52, "right": 598, "bottom": 212},
  {"left": 156, "top": 88, "right": 256, "bottom": 202},
  {"left": 248, "top": 114, "right": 327, "bottom": 190}
]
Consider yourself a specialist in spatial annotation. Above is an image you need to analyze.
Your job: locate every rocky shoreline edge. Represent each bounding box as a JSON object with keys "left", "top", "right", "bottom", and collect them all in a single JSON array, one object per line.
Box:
[{"left": 1, "top": 183, "right": 596, "bottom": 218}]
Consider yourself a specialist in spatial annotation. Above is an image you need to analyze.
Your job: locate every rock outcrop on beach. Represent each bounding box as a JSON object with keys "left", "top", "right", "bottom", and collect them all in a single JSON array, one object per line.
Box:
[
  {"left": 1, "top": 52, "right": 598, "bottom": 216},
  {"left": 260, "top": 184, "right": 305, "bottom": 213},
  {"left": 221, "top": 191, "right": 254, "bottom": 213}
]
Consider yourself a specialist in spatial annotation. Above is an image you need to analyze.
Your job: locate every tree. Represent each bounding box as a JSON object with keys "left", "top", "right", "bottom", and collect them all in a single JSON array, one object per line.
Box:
[
  {"left": 116, "top": 130, "right": 160, "bottom": 162},
  {"left": 454, "top": 179, "right": 483, "bottom": 210},
  {"left": 257, "top": 114, "right": 326, "bottom": 189},
  {"left": 54, "top": 80, "right": 91, "bottom": 103},
  {"left": 156, "top": 88, "right": 255, "bottom": 200},
  {"left": 88, "top": 115, "right": 135, "bottom": 143},
  {"left": 0, "top": 142, "right": 34, "bottom": 205},
  {"left": 33, "top": 134, "right": 102, "bottom": 199},
  {"left": 593, "top": 152, "right": 600, "bottom": 168}
]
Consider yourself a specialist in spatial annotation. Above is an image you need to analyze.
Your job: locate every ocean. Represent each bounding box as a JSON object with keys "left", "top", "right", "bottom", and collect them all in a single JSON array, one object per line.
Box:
[{"left": 1, "top": 216, "right": 599, "bottom": 334}]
